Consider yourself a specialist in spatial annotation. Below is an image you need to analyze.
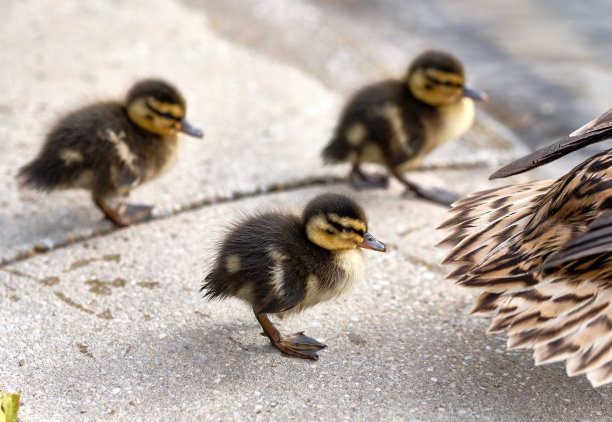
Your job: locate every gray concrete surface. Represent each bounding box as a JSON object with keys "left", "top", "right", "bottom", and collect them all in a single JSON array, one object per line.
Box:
[
  {"left": 1, "top": 0, "right": 611, "bottom": 420},
  {"left": 196, "top": 0, "right": 612, "bottom": 151}
]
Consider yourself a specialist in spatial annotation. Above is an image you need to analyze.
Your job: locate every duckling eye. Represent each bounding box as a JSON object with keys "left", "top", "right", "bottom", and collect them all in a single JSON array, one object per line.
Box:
[
  {"left": 343, "top": 226, "right": 355, "bottom": 233},
  {"left": 442, "top": 81, "right": 454, "bottom": 87},
  {"left": 159, "top": 111, "right": 177, "bottom": 120}
]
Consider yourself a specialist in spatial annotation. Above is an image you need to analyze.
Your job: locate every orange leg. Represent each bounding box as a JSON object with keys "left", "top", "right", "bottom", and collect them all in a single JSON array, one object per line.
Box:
[
  {"left": 390, "top": 167, "right": 460, "bottom": 207},
  {"left": 255, "top": 312, "right": 327, "bottom": 360},
  {"left": 94, "top": 197, "right": 153, "bottom": 227},
  {"left": 350, "top": 164, "right": 389, "bottom": 189}
]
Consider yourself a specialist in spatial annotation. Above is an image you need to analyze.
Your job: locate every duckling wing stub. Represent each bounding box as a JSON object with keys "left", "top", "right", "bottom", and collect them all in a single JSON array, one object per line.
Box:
[
  {"left": 322, "top": 81, "right": 425, "bottom": 167},
  {"left": 490, "top": 108, "right": 612, "bottom": 179},
  {"left": 543, "top": 210, "right": 612, "bottom": 269},
  {"left": 116, "top": 161, "right": 147, "bottom": 188},
  {"left": 257, "top": 266, "right": 306, "bottom": 315}
]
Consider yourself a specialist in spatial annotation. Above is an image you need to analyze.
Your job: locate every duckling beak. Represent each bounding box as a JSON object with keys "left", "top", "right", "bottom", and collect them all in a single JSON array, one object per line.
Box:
[
  {"left": 358, "top": 232, "right": 387, "bottom": 252},
  {"left": 180, "top": 119, "right": 205, "bottom": 138},
  {"left": 462, "top": 86, "right": 488, "bottom": 102}
]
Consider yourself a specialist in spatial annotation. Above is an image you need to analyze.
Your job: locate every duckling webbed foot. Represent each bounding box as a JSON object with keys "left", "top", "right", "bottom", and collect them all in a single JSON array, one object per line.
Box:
[
  {"left": 94, "top": 197, "right": 153, "bottom": 227},
  {"left": 255, "top": 313, "right": 327, "bottom": 360},
  {"left": 350, "top": 164, "right": 389, "bottom": 189},
  {"left": 402, "top": 186, "right": 461, "bottom": 206},
  {"left": 391, "top": 169, "right": 460, "bottom": 207}
]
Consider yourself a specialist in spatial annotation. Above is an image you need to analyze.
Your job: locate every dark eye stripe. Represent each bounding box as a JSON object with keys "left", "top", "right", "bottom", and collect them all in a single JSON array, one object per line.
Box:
[
  {"left": 145, "top": 102, "right": 181, "bottom": 122},
  {"left": 325, "top": 217, "right": 365, "bottom": 237},
  {"left": 328, "top": 221, "right": 344, "bottom": 232},
  {"left": 343, "top": 226, "right": 365, "bottom": 236},
  {"left": 425, "top": 74, "right": 462, "bottom": 88}
]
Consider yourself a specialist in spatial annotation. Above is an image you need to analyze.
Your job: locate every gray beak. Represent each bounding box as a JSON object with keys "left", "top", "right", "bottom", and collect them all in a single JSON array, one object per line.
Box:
[
  {"left": 358, "top": 232, "right": 387, "bottom": 252},
  {"left": 180, "top": 119, "right": 205, "bottom": 138},
  {"left": 462, "top": 86, "right": 488, "bottom": 102}
]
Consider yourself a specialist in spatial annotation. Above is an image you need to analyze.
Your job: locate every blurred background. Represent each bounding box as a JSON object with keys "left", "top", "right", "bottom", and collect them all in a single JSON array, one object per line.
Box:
[{"left": 186, "top": 0, "right": 612, "bottom": 153}]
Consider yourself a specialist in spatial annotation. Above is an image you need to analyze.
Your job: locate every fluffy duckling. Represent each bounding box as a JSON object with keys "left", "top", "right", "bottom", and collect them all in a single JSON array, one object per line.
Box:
[
  {"left": 322, "top": 50, "right": 487, "bottom": 206},
  {"left": 438, "top": 107, "right": 612, "bottom": 386},
  {"left": 18, "top": 79, "right": 204, "bottom": 227},
  {"left": 201, "top": 193, "right": 386, "bottom": 360}
]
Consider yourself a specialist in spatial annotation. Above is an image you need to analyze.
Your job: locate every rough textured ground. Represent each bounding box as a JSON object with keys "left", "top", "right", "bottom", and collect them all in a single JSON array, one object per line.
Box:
[{"left": 1, "top": 0, "right": 611, "bottom": 420}]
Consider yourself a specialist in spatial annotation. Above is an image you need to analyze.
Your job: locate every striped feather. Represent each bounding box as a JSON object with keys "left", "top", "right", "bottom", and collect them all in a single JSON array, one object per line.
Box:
[{"left": 438, "top": 146, "right": 612, "bottom": 387}]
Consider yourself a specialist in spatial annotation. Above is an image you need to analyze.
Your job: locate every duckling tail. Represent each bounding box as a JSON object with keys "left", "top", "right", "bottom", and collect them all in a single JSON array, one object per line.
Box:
[
  {"left": 321, "top": 136, "right": 350, "bottom": 164},
  {"left": 17, "top": 159, "right": 61, "bottom": 191},
  {"left": 200, "top": 273, "right": 224, "bottom": 300}
]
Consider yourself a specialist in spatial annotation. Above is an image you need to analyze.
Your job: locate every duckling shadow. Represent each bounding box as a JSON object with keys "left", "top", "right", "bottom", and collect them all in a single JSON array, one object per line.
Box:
[{"left": 91, "top": 323, "right": 288, "bottom": 397}]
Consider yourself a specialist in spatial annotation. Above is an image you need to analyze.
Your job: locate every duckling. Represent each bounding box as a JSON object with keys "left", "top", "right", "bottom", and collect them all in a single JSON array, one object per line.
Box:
[
  {"left": 322, "top": 50, "right": 487, "bottom": 206},
  {"left": 17, "top": 79, "right": 204, "bottom": 227},
  {"left": 201, "top": 193, "right": 386, "bottom": 360},
  {"left": 438, "top": 107, "right": 612, "bottom": 386}
]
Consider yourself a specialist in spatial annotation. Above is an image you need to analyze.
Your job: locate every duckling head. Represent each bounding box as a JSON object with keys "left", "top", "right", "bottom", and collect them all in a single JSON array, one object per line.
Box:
[
  {"left": 303, "top": 193, "right": 386, "bottom": 252},
  {"left": 126, "top": 79, "right": 204, "bottom": 138},
  {"left": 406, "top": 50, "right": 487, "bottom": 106}
]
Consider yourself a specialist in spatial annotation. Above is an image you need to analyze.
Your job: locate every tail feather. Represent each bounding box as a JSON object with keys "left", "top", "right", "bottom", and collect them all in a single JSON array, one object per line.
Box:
[
  {"left": 438, "top": 175, "right": 612, "bottom": 387},
  {"left": 17, "top": 161, "right": 56, "bottom": 191},
  {"left": 587, "top": 360, "right": 612, "bottom": 387},
  {"left": 439, "top": 182, "right": 550, "bottom": 275},
  {"left": 507, "top": 291, "right": 609, "bottom": 349}
]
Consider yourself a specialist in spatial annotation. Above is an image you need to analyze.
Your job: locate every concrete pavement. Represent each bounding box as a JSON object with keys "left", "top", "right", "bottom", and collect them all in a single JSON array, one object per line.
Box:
[{"left": 1, "top": 0, "right": 610, "bottom": 420}]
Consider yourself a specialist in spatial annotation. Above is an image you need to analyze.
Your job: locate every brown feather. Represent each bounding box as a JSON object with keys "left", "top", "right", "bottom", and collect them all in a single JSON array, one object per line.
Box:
[{"left": 438, "top": 137, "right": 612, "bottom": 386}]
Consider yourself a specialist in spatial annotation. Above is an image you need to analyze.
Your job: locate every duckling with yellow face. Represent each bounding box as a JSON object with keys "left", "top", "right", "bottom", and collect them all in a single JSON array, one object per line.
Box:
[
  {"left": 323, "top": 50, "right": 486, "bottom": 206},
  {"left": 202, "top": 193, "right": 387, "bottom": 360},
  {"left": 18, "top": 79, "right": 204, "bottom": 227}
]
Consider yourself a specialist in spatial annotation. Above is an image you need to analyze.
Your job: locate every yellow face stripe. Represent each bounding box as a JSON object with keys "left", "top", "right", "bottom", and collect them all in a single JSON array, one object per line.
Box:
[
  {"left": 146, "top": 97, "right": 185, "bottom": 120},
  {"left": 327, "top": 214, "right": 367, "bottom": 233},
  {"left": 305, "top": 214, "right": 364, "bottom": 250},
  {"left": 424, "top": 68, "right": 464, "bottom": 87}
]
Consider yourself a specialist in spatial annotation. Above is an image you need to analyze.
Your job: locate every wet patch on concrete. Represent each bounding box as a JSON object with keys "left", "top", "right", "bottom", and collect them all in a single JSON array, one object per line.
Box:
[
  {"left": 227, "top": 336, "right": 249, "bottom": 351},
  {"left": 194, "top": 310, "right": 210, "bottom": 319},
  {"left": 55, "top": 292, "right": 94, "bottom": 314},
  {"left": 76, "top": 342, "right": 93, "bottom": 358},
  {"left": 0, "top": 267, "right": 31, "bottom": 278},
  {"left": 39, "top": 276, "right": 60, "bottom": 286},
  {"left": 348, "top": 332, "right": 367, "bottom": 347},
  {"left": 68, "top": 259, "right": 96, "bottom": 271},
  {"left": 96, "top": 309, "right": 114, "bottom": 320},
  {"left": 136, "top": 281, "right": 159, "bottom": 289},
  {"left": 67, "top": 253, "right": 121, "bottom": 271},
  {"left": 85, "top": 278, "right": 126, "bottom": 295},
  {"left": 102, "top": 254, "right": 120, "bottom": 263}
]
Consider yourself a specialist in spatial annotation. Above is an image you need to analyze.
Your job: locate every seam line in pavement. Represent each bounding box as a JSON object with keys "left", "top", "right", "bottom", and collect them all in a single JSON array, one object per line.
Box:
[
  {"left": 2, "top": 160, "right": 487, "bottom": 268},
  {"left": 2, "top": 175, "right": 344, "bottom": 268}
]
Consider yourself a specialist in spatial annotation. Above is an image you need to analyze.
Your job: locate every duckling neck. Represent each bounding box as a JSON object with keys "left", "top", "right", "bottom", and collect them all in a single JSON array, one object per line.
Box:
[
  {"left": 142, "top": 134, "right": 182, "bottom": 182},
  {"left": 123, "top": 109, "right": 182, "bottom": 182},
  {"left": 423, "top": 97, "right": 475, "bottom": 155},
  {"left": 332, "top": 248, "right": 366, "bottom": 292},
  {"left": 294, "top": 247, "right": 366, "bottom": 314}
]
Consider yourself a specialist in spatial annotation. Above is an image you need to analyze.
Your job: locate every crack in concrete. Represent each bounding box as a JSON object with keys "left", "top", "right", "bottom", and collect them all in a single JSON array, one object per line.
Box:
[
  {"left": 0, "top": 175, "right": 343, "bottom": 268},
  {"left": 1, "top": 160, "right": 484, "bottom": 269}
]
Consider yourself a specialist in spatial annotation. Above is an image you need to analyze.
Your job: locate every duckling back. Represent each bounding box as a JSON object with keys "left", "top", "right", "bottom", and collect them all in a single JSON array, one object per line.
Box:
[
  {"left": 323, "top": 50, "right": 484, "bottom": 175},
  {"left": 203, "top": 212, "right": 352, "bottom": 315},
  {"left": 323, "top": 80, "right": 434, "bottom": 169},
  {"left": 18, "top": 102, "right": 174, "bottom": 198}
]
